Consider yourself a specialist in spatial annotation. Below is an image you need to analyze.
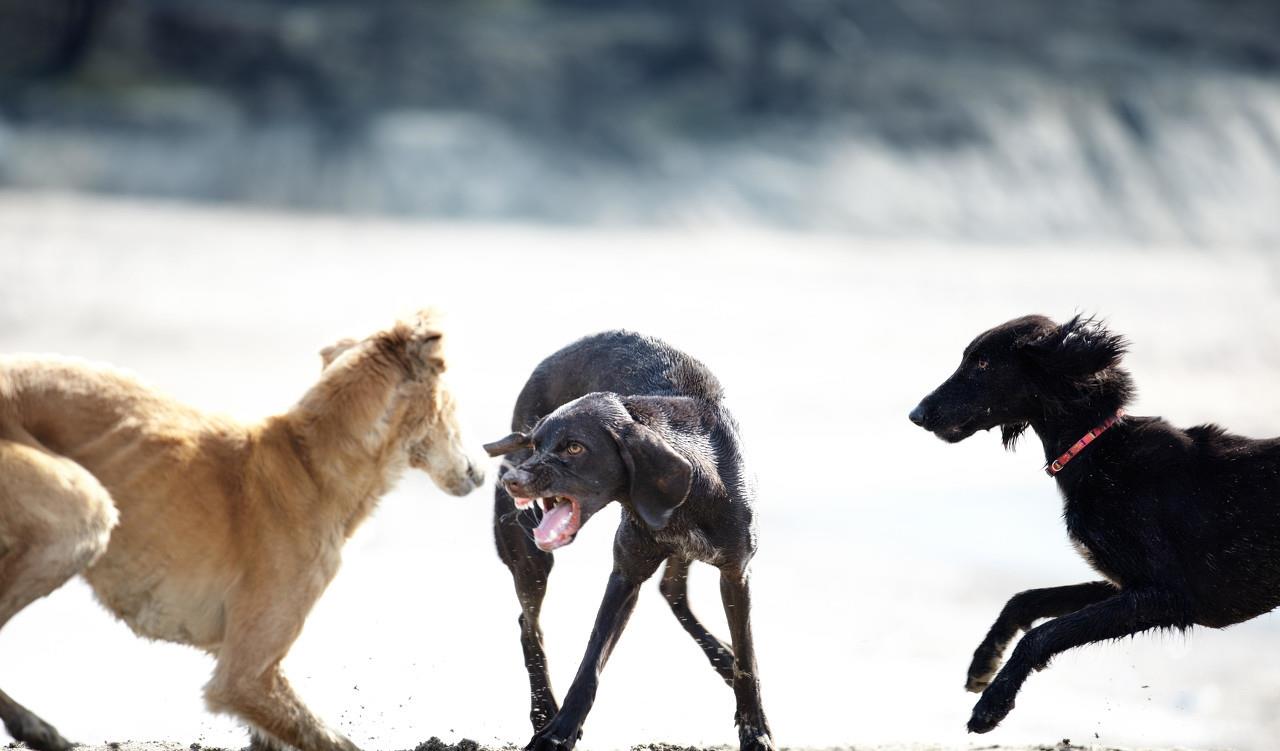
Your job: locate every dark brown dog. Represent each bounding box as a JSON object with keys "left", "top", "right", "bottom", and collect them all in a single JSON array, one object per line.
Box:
[{"left": 486, "top": 330, "right": 773, "bottom": 751}]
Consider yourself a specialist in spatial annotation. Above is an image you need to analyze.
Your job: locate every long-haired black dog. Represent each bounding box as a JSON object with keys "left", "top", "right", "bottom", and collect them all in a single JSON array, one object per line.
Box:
[
  {"left": 485, "top": 331, "right": 772, "bottom": 751},
  {"left": 909, "top": 314, "right": 1280, "bottom": 733}
]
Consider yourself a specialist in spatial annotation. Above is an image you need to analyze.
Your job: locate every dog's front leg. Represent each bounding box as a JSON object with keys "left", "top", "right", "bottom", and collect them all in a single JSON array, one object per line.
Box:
[
  {"left": 526, "top": 553, "right": 663, "bottom": 751},
  {"left": 719, "top": 566, "right": 774, "bottom": 751},
  {"left": 968, "top": 586, "right": 1189, "bottom": 734},
  {"left": 966, "top": 580, "right": 1116, "bottom": 692}
]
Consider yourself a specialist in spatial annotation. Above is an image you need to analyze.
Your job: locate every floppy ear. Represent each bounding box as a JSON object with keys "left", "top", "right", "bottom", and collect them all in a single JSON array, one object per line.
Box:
[
  {"left": 613, "top": 422, "right": 692, "bottom": 530},
  {"left": 319, "top": 338, "right": 359, "bottom": 370},
  {"left": 484, "top": 432, "right": 532, "bottom": 457},
  {"left": 1018, "top": 315, "right": 1127, "bottom": 376}
]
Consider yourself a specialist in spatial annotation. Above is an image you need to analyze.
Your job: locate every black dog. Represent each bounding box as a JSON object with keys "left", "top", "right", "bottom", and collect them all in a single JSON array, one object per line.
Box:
[
  {"left": 485, "top": 331, "right": 772, "bottom": 751},
  {"left": 909, "top": 314, "right": 1280, "bottom": 733}
]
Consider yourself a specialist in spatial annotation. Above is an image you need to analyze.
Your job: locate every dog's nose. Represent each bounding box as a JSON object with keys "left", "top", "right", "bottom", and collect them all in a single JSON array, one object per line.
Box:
[
  {"left": 908, "top": 403, "right": 928, "bottom": 427},
  {"left": 503, "top": 467, "right": 533, "bottom": 495},
  {"left": 466, "top": 459, "right": 485, "bottom": 487}
]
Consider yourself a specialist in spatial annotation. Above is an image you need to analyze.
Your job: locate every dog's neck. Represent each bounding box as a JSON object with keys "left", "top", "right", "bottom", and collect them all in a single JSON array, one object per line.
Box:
[
  {"left": 1025, "top": 367, "right": 1134, "bottom": 465},
  {"left": 271, "top": 356, "right": 415, "bottom": 530}
]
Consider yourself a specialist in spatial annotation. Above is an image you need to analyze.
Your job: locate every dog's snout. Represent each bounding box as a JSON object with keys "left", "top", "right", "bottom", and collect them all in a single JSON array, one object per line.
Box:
[
  {"left": 909, "top": 403, "right": 929, "bottom": 427},
  {"left": 503, "top": 467, "right": 534, "bottom": 494}
]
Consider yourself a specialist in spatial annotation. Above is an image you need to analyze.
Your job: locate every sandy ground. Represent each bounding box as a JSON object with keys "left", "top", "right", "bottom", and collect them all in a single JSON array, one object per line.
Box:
[
  {"left": 48, "top": 743, "right": 1206, "bottom": 751},
  {"left": 49, "top": 742, "right": 1204, "bottom": 751},
  {"left": 1, "top": 193, "right": 1278, "bottom": 751}
]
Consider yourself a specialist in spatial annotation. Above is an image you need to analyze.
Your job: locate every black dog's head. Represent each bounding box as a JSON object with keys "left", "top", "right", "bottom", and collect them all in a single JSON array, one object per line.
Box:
[
  {"left": 909, "top": 314, "right": 1132, "bottom": 446},
  {"left": 484, "top": 392, "right": 692, "bottom": 551}
]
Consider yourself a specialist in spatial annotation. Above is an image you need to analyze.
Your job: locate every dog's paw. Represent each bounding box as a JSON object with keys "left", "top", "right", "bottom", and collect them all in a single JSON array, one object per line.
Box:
[
  {"left": 965, "top": 643, "right": 1002, "bottom": 693},
  {"left": 525, "top": 717, "right": 582, "bottom": 751},
  {"left": 964, "top": 674, "right": 992, "bottom": 693},
  {"left": 737, "top": 725, "right": 775, "bottom": 751},
  {"left": 967, "top": 683, "right": 1016, "bottom": 734},
  {"left": 965, "top": 663, "right": 996, "bottom": 693},
  {"left": 3, "top": 712, "right": 72, "bottom": 751}
]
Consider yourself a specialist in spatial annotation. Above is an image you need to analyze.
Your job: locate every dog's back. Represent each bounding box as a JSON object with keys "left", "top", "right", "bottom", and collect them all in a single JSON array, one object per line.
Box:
[{"left": 510, "top": 330, "right": 723, "bottom": 431}]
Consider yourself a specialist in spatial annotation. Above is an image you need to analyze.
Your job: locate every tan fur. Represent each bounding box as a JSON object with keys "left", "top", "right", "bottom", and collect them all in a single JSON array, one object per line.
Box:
[{"left": 0, "top": 310, "right": 481, "bottom": 751}]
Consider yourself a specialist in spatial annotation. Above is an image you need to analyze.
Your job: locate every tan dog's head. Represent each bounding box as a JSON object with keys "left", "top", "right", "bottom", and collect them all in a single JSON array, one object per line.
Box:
[{"left": 314, "top": 309, "right": 484, "bottom": 497}]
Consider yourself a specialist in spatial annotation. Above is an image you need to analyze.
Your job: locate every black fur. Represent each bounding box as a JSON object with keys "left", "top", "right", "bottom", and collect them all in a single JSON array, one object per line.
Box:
[
  {"left": 909, "top": 314, "right": 1280, "bottom": 733},
  {"left": 487, "top": 331, "right": 773, "bottom": 751}
]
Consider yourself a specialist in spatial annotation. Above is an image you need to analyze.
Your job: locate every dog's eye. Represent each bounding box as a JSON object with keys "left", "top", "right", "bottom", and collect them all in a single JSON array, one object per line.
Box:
[
  {"left": 975, "top": 359, "right": 989, "bottom": 371},
  {"left": 565, "top": 442, "right": 585, "bottom": 456}
]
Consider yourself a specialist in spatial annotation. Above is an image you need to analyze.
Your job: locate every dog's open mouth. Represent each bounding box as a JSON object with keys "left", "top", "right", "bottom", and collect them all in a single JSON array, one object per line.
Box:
[{"left": 523, "top": 495, "right": 581, "bottom": 551}]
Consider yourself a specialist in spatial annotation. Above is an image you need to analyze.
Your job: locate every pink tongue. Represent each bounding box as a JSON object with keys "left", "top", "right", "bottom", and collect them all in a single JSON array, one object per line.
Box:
[{"left": 534, "top": 501, "right": 574, "bottom": 546}]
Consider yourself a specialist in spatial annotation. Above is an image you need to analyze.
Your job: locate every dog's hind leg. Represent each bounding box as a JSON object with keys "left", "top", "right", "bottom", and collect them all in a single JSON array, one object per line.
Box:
[
  {"left": 205, "top": 601, "right": 358, "bottom": 751},
  {"left": 659, "top": 556, "right": 735, "bottom": 685},
  {"left": 0, "top": 442, "right": 117, "bottom": 751},
  {"left": 493, "top": 484, "right": 558, "bottom": 730},
  {"left": 968, "top": 586, "right": 1189, "bottom": 733},
  {"left": 966, "top": 580, "right": 1116, "bottom": 692},
  {"left": 206, "top": 661, "right": 357, "bottom": 751},
  {"left": 719, "top": 565, "right": 775, "bottom": 751}
]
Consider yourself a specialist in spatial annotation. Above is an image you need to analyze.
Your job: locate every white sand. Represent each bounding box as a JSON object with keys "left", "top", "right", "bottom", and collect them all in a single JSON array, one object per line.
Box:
[{"left": 1, "top": 193, "right": 1276, "bottom": 750}]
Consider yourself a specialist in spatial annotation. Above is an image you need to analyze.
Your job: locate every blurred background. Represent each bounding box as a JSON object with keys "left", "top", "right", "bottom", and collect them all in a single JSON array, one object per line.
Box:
[
  {"left": 3, "top": 0, "right": 1280, "bottom": 243},
  {"left": 2, "top": 2, "right": 1280, "bottom": 751}
]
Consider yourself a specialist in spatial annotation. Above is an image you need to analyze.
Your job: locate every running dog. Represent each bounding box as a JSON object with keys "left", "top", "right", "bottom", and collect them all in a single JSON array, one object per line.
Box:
[
  {"left": 910, "top": 314, "right": 1280, "bottom": 733},
  {"left": 0, "top": 310, "right": 483, "bottom": 751}
]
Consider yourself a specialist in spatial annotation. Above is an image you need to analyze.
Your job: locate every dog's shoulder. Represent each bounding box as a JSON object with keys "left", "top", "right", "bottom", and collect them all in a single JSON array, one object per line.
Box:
[
  {"left": 1124, "top": 418, "right": 1277, "bottom": 467},
  {"left": 1185, "top": 421, "right": 1278, "bottom": 458},
  {"left": 1185, "top": 423, "right": 1231, "bottom": 443}
]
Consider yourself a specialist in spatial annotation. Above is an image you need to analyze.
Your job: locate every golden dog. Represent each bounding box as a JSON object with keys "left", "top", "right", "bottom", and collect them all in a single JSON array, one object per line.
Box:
[{"left": 0, "top": 310, "right": 483, "bottom": 751}]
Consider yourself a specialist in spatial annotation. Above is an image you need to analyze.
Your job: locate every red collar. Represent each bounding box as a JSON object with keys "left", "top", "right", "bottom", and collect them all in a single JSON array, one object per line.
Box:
[{"left": 1045, "top": 409, "right": 1125, "bottom": 476}]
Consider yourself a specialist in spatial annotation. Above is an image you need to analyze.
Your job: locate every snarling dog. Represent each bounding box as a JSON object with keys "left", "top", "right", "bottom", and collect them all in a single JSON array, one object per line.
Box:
[
  {"left": 485, "top": 331, "right": 773, "bottom": 751},
  {"left": 0, "top": 310, "right": 483, "bottom": 751},
  {"left": 910, "top": 314, "right": 1280, "bottom": 733}
]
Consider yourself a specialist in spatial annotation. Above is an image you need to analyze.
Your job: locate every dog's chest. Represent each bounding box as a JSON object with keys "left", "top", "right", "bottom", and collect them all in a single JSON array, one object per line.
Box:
[
  {"left": 1064, "top": 505, "right": 1130, "bottom": 586},
  {"left": 1068, "top": 534, "right": 1115, "bottom": 582},
  {"left": 652, "top": 526, "right": 723, "bottom": 564},
  {"left": 85, "top": 549, "right": 230, "bottom": 648}
]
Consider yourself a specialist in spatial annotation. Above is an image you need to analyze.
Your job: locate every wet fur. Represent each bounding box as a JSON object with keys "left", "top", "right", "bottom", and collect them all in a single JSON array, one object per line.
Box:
[
  {"left": 489, "top": 331, "right": 773, "bottom": 751},
  {"left": 0, "top": 311, "right": 480, "bottom": 751},
  {"left": 911, "top": 314, "right": 1280, "bottom": 733}
]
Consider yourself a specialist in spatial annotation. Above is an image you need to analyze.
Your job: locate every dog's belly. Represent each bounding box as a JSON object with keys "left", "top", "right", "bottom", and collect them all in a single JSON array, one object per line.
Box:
[
  {"left": 1185, "top": 550, "right": 1280, "bottom": 628},
  {"left": 84, "top": 546, "right": 228, "bottom": 649}
]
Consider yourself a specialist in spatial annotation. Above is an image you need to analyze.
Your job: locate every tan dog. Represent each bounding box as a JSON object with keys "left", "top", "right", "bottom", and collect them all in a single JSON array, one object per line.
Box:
[{"left": 0, "top": 310, "right": 483, "bottom": 751}]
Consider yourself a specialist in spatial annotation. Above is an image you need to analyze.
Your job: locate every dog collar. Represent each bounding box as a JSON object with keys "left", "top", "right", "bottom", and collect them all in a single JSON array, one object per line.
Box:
[{"left": 1045, "top": 409, "right": 1125, "bottom": 476}]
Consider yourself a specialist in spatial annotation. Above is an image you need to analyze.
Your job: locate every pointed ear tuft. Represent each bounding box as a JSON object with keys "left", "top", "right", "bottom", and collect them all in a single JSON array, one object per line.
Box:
[
  {"left": 390, "top": 308, "right": 448, "bottom": 375},
  {"left": 319, "top": 338, "right": 359, "bottom": 370},
  {"left": 612, "top": 422, "right": 691, "bottom": 530},
  {"left": 1018, "top": 315, "right": 1127, "bottom": 376}
]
